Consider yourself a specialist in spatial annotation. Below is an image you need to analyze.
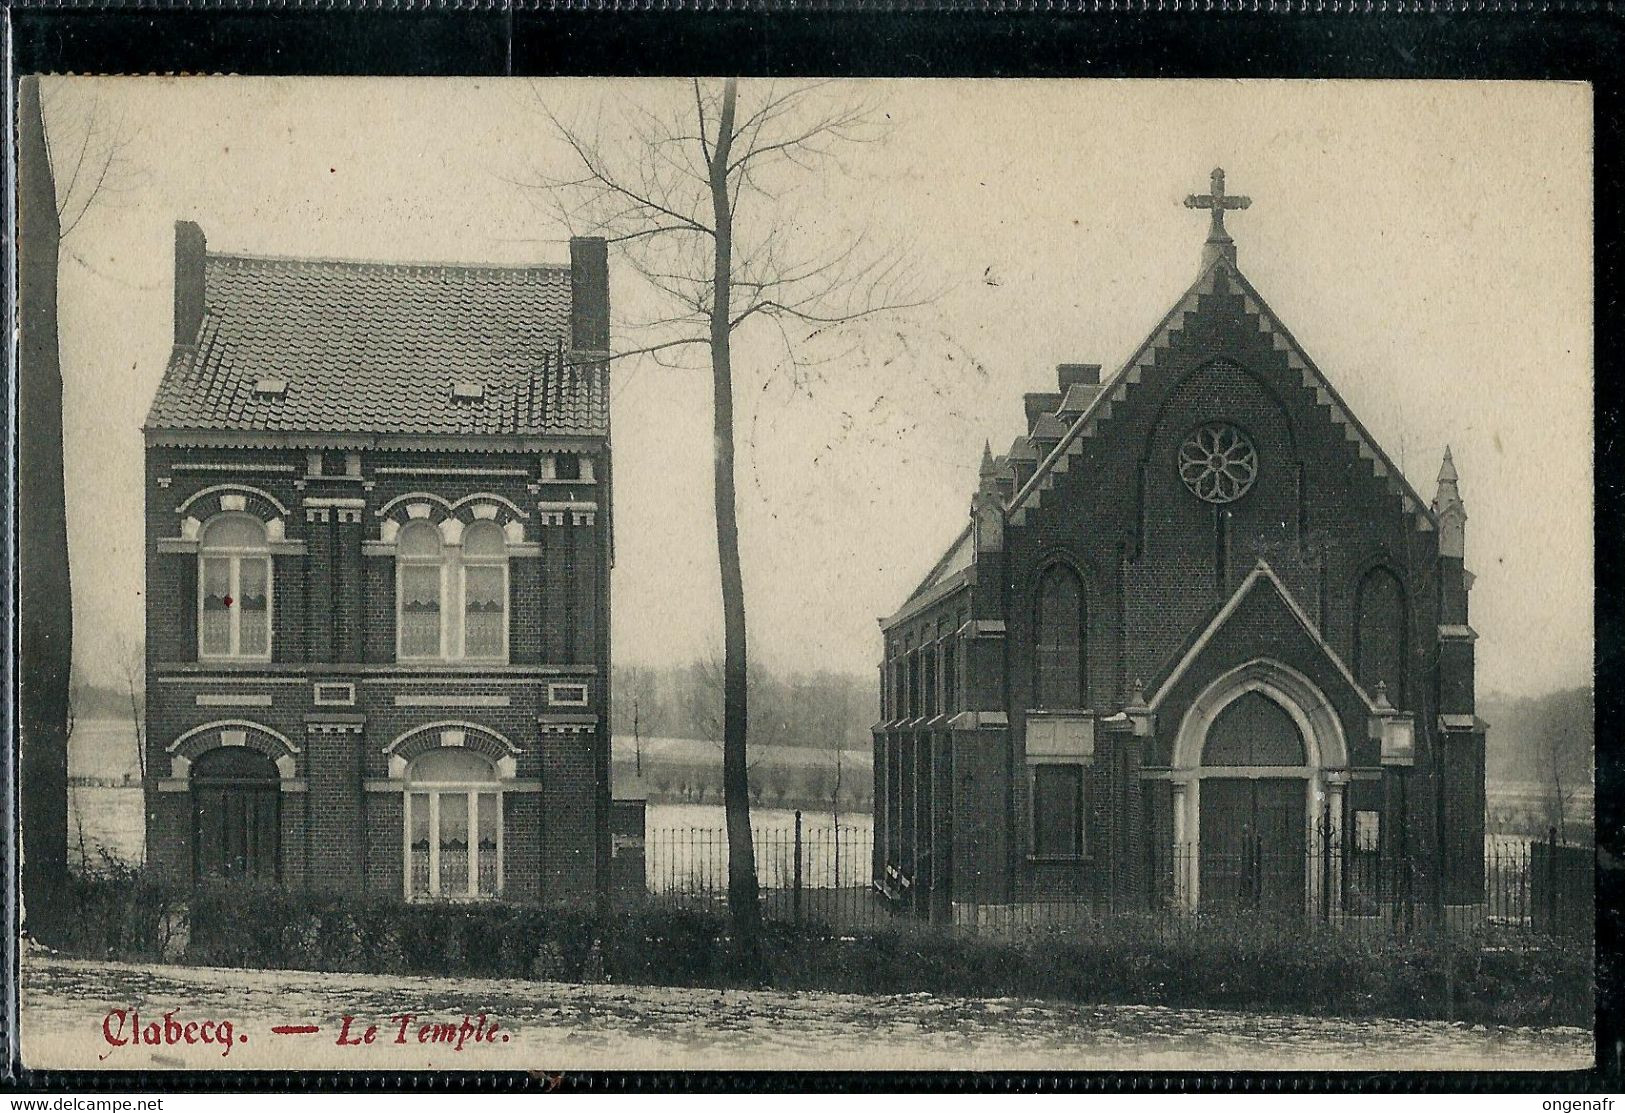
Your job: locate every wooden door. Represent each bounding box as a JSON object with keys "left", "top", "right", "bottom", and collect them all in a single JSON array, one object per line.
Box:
[
  {"left": 191, "top": 747, "right": 280, "bottom": 882},
  {"left": 1198, "top": 779, "right": 1254, "bottom": 911},
  {"left": 1253, "top": 778, "right": 1307, "bottom": 915},
  {"left": 1198, "top": 778, "right": 1306, "bottom": 913}
]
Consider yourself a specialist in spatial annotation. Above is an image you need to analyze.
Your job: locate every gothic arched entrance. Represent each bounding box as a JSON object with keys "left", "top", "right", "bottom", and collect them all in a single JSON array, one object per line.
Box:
[
  {"left": 1169, "top": 659, "right": 1350, "bottom": 914},
  {"left": 1197, "top": 692, "right": 1308, "bottom": 913}
]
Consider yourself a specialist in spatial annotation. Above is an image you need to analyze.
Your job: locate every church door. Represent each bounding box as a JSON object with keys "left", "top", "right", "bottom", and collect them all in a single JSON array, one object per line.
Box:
[
  {"left": 1198, "top": 779, "right": 1306, "bottom": 913},
  {"left": 1196, "top": 691, "right": 1310, "bottom": 914}
]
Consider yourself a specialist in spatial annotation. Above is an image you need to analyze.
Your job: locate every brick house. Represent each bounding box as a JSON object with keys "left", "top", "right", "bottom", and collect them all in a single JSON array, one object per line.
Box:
[
  {"left": 143, "top": 221, "right": 619, "bottom": 902},
  {"left": 874, "top": 171, "right": 1485, "bottom": 922}
]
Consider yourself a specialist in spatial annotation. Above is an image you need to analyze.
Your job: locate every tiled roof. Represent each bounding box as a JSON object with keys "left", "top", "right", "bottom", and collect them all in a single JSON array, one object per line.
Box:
[
  {"left": 903, "top": 524, "right": 974, "bottom": 607},
  {"left": 146, "top": 253, "right": 606, "bottom": 440}
]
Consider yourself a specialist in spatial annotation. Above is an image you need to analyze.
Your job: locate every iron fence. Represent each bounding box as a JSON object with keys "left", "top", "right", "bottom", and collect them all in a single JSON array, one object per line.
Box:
[{"left": 634, "top": 814, "right": 1593, "bottom": 943}]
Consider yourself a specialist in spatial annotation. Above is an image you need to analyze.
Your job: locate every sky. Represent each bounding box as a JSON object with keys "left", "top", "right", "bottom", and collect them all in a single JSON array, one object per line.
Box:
[{"left": 42, "top": 77, "right": 1593, "bottom": 700}]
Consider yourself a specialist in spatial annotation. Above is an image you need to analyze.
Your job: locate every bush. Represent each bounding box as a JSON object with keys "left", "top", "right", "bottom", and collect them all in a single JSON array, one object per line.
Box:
[
  {"left": 40, "top": 869, "right": 1592, "bottom": 1029},
  {"left": 48, "top": 852, "right": 185, "bottom": 962}
]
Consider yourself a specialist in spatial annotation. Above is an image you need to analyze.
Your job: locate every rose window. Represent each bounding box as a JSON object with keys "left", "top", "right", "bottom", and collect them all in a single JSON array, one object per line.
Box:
[{"left": 1178, "top": 422, "right": 1258, "bottom": 504}]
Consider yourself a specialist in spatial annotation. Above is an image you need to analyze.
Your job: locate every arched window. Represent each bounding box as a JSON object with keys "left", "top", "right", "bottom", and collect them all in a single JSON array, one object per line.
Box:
[
  {"left": 406, "top": 749, "right": 501, "bottom": 900},
  {"left": 199, "top": 515, "right": 272, "bottom": 660},
  {"left": 395, "top": 519, "right": 510, "bottom": 662},
  {"left": 1034, "top": 565, "right": 1086, "bottom": 708},
  {"left": 1202, "top": 690, "right": 1307, "bottom": 766},
  {"left": 397, "top": 521, "right": 445, "bottom": 659},
  {"left": 191, "top": 747, "right": 279, "bottom": 881},
  {"left": 460, "top": 521, "right": 509, "bottom": 661},
  {"left": 1355, "top": 567, "right": 1408, "bottom": 707}
]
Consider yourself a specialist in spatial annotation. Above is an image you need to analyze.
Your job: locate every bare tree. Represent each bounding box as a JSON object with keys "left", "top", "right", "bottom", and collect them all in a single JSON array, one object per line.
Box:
[
  {"left": 19, "top": 75, "right": 73, "bottom": 936},
  {"left": 66, "top": 671, "right": 90, "bottom": 873},
  {"left": 685, "top": 652, "right": 775, "bottom": 775},
  {"left": 1539, "top": 718, "right": 1590, "bottom": 844},
  {"left": 118, "top": 635, "right": 147, "bottom": 786},
  {"left": 19, "top": 78, "right": 139, "bottom": 934},
  {"left": 531, "top": 79, "right": 923, "bottom": 976},
  {"left": 41, "top": 84, "right": 142, "bottom": 241}
]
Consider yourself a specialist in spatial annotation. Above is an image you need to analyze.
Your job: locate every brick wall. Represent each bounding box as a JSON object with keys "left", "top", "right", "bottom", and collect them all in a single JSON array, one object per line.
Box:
[
  {"left": 306, "top": 724, "right": 364, "bottom": 891},
  {"left": 540, "top": 732, "right": 598, "bottom": 899},
  {"left": 144, "top": 442, "right": 610, "bottom": 903},
  {"left": 1440, "top": 731, "right": 1487, "bottom": 903},
  {"left": 878, "top": 277, "right": 1478, "bottom": 912}
]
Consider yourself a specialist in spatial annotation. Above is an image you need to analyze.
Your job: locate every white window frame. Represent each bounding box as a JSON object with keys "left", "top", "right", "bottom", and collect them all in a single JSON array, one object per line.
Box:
[
  {"left": 403, "top": 769, "right": 504, "bottom": 902},
  {"left": 394, "top": 522, "right": 510, "bottom": 664},
  {"left": 547, "top": 682, "right": 589, "bottom": 707},
  {"left": 458, "top": 547, "right": 510, "bottom": 664},
  {"left": 312, "top": 682, "right": 356, "bottom": 707},
  {"left": 197, "top": 515, "right": 274, "bottom": 663}
]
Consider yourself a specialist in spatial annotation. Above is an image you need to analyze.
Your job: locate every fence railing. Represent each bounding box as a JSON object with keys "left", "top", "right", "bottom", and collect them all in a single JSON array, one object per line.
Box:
[{"left": 633, "top": 815, "right": 1593, "bottom": 943}]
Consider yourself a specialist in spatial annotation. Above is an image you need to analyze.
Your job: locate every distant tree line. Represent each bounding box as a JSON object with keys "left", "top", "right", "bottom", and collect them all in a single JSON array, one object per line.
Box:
[
  {"left": 613, "top": 661, "right": 874, "bottom": 752},
  {"left": 1481, "top": 686, "right": 1593, "bottom": 842}
]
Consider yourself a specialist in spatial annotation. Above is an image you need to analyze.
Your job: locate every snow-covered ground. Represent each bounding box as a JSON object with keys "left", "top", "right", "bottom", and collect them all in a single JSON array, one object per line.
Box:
[{"left": 20, "top": 955, "right": 1592, "bottom": 1073}]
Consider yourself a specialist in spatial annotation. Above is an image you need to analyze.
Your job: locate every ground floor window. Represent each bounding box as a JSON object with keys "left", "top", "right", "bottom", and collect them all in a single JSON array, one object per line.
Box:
[
  {"left": 1031, "top": 763, "right": 1086, "bottom": 858},
  {"left": 191, "top": 747, "right": 280, "bottom": 882},
  {"left": 1346, "top": 807, "right": 1383, "bottom": 914},
  {"left": 406, "top": 749, "right": 502, "bottom": 899}
]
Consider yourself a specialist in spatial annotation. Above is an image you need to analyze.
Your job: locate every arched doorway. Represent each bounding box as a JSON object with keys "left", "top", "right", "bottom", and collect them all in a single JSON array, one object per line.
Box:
[
  {"left": 1170, "top": 659, "right": 1350, "bottom": 914},
  {"left": 1197, "top": 692, "right": 1307, "bottom": 913},
  {"left": 191, "top": 747, "right": 280, "bottom": 882}
]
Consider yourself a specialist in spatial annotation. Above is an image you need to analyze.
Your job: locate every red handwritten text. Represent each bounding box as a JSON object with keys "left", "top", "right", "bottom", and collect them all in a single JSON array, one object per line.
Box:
[
  {"left": 334, "top": 1013, "right": 507, "bottom": 1052},
  {"left": 101, "top": 1009, "right": 241, "bottom": 1060}
]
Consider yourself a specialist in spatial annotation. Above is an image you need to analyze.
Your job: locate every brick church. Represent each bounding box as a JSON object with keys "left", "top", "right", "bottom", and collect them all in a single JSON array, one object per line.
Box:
[
  {"left": 874, "top": 171, "right": 1485, "bottom": 921},
  {"left": 143, "top": 222, "right": 617, "bottom": 901}
]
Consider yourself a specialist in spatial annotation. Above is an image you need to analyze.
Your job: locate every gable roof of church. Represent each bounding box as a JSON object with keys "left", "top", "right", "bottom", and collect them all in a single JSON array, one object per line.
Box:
[
  {"left": 146, "top": 251, "right": 606, "bottom": 442},
  {"left": 882, "top": 246, "right": 1440, "bottom": 633},
  {"left": 1146, "top": 559, "right": 1380, "bottom": 714},
  {"left": 1006, "top": 253, "right": 1437, "bottom": 532}
]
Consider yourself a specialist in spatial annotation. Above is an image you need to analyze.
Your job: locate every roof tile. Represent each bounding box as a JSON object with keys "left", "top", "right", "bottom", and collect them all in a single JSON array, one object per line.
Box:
[{"left": 146, "top": 253, "right": 604, "bottom": 439}]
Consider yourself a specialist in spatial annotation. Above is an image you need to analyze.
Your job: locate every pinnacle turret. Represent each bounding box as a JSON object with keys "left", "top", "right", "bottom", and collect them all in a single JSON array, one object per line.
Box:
[{"left": 1432, "top": 445, "right": 1468, "bottom": 559}]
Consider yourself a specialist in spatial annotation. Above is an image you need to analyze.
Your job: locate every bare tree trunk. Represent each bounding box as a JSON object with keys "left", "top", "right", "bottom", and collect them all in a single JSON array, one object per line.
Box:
[
  {"left": 832, "top": 744, "right": 843, "bottom": 888},
  {"left": 18, "top": 75, "right": 73, "bottom": 938},
  {"left": 1549, "top": 737, "right": 1567, "bottom": 845},
  {"left": 708, "top": 79, "right": 766, "bottom": 979}
]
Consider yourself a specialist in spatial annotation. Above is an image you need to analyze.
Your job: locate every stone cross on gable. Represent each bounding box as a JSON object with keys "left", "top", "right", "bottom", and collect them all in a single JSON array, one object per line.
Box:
[{"left": 1184, "top": 167, "right": 1252, "bottom": 252}]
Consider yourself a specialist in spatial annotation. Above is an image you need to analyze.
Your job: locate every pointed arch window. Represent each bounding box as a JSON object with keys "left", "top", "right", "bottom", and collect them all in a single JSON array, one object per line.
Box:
[
  {"left": 1202, "top": 690, "right": 1306, "bottom": 766},
  {"left": 1355, "top": 567, "right": 1408, "bottom": 707},
  {"left": 199, "top": 514, "right": 272, "bottom": 661},
  {"left": 1034, "top": 564, "right": 1086, "bottom": 709}
]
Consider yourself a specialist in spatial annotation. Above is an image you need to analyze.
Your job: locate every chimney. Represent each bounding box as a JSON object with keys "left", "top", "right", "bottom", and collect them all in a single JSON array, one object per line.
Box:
[
  {"left": 1023, "top": 392, "right": 1062, "bottom": 435},
  {"left": 570, "top": 236, "right": 610, "bottom": 352},
  {"left": 1057, "top": 363, "right": 1101, "bottom": 392},
  {"left": 173, "top": 220, "right": 207, "bottom": 345}
]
